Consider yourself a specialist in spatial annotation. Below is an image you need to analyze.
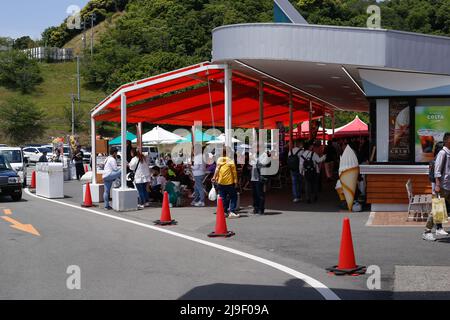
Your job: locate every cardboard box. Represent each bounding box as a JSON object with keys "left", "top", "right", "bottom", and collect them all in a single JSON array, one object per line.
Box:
[
  {"left": 96, "top": 139, "right": 109, "bottom": 155},
  {"left": 96, "top": 173, "right": 104, "bottom": 184}
]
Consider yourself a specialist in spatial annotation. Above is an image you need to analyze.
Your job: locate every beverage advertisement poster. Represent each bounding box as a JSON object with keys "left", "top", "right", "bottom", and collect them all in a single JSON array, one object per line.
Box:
[
  {"left": 389, "top": 100, "right": 410, "bottom": 162},
  {"left": 415, "top": 106, "right": 450, "bottom": 163}
]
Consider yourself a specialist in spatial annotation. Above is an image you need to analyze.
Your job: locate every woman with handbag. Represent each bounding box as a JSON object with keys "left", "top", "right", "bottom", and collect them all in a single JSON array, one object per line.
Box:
[{"left": 129, "top": 148, "right": 151, "bottom": 210}]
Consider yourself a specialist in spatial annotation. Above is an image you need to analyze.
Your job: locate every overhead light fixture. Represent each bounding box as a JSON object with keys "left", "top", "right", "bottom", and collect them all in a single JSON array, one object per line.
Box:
[
  {"left": 316, "top": 63, "right": 327, "bottom": 66},
  {"left": 342, "top": 85, "right": 351, "bottom": 89},
  {"left": 331, "top": 76, "right": 341, "bottom": 79},
  {"left": 304, "top": 84, "right": 323, "bottom": 89}
]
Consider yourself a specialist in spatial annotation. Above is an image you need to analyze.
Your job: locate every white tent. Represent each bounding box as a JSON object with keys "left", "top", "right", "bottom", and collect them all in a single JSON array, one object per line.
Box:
[
  {"left": 133, "top": 126, "right": 185, "bottom": 145},
  {"left": 207, "top": 134, "right": 241, "bottom": 145}
]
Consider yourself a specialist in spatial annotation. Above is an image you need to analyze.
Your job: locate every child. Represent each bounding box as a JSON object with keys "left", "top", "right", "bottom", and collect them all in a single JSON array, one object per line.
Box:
[
  {"left": 149, "top": 166, "right": 166, "bottom": 202},
  {"left": 164, "top": 176, "right": 180, "bottom": 207}
]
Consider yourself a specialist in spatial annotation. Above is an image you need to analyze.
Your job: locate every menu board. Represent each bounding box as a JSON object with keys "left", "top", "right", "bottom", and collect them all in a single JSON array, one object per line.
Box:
[
  {"left": 415, "top": 106, "right": 450, "bottom": 163},
  {"left": 388, "top": 100, "right": 411, "bottom": 161}
]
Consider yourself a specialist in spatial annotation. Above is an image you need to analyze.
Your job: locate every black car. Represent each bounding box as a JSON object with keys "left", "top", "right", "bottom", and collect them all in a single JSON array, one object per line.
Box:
[{"left": 0, "top": 155, "right": 22, "bottom": 201}]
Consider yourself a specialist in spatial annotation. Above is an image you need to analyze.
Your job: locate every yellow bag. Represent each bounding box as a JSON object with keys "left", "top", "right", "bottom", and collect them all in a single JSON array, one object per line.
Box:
[{"left": 432, "top": 196, "right": 448, "bottom": 224}]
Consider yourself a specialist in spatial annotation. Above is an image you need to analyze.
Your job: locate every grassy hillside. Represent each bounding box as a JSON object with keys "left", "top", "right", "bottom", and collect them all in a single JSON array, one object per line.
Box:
[
  {"left": 63, "top": 12, "right": 123, "bottom": 56},
  {"left": 0, "top": 61, "right": 106, "bottom": 145}
]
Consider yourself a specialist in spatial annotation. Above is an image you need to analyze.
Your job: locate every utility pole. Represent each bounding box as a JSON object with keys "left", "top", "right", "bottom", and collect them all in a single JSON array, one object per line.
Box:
[
  {"left": 90, "top": 13, "right": 96, "bottom": 58},
  {"left": 82, "top": 19, "right": 87, "bottom": 51},
  {"left": 71, "top": 94, "right": 75, "bottom": 136}
]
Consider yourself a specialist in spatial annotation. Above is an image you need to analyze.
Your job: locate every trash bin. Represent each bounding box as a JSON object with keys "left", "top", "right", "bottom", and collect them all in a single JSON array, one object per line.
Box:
[{"left": 36, "top": 163, "right": 64, "bottom": 199}]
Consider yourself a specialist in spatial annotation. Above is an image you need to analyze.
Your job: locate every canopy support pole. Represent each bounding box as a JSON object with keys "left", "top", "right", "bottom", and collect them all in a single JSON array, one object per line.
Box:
[
  {"left": 137, "top": 122, "right": 143, "bottom": 152},
  {"left": 91, "top": 118, "right": 97, "bottom": 185},
  {"left": 120, "top": 93, "right": 127, "bottom": 190},
  {"left": 332, "top": 112, "right": 336, "bottom": 139},
  {"left": 259, "top": 81, "right": 264, "bottom": 130},
  {"left": 224, "top": 65, "right": 233, "bottom": 149},
  {"left": 289, "top": 91, "right": 293, "bottom": 149},
  {"left": 309, "top": 101, "right": 313, "bottom": 141},
  {"left": 322, "top": 110, "right": 326, "bottom": 145}
]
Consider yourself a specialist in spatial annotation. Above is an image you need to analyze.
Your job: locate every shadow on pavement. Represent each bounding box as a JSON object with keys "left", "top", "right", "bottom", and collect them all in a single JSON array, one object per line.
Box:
[{"left": 178, "top": 279, "right": 323, "bottom": 300}]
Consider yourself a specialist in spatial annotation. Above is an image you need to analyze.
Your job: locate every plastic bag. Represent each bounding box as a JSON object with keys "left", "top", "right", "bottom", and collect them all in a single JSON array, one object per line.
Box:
[
  {"left": 208, "top": 186, "right": 217, "bottom": 201},
  {"left": 432, "top": 195, "right": 448, "bottom": 224}
]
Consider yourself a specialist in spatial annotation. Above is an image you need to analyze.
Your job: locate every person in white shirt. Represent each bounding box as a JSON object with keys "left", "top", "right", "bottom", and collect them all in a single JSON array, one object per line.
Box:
[
  {"left": 300, "top": 142, "right": 326, "bottom": 204},
  {"left": 191, "top": 152, "right": 206, "bottom": 207},
  {"left": 149, "top": 166, "right": 166, "bottom": 202},
  {"left": 129, "top": 148, "right": 151, "bottom": 210},
  {"left": 102, "top": 147, "right": 122, "bottom": 210}
]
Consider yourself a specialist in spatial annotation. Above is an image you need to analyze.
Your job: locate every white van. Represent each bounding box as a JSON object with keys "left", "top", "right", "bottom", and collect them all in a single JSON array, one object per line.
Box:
[{"left": 0, "top": 147, "right": 25, "bottom": 184}]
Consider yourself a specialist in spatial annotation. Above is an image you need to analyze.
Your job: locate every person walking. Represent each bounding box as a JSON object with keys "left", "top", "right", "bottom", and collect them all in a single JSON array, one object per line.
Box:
[
  {"left": 251, "top": 152, "right": 270, "bottom": 215},
  {"left": 72, "top": 146, "right": 85, "bottom": 181},
  {"left": 288, "top": 141, "right": 304, "bottom": 203},
  {"left": 129, "top": 148, "right": 151, "bottom": 210},
  {"left": 423, "top": 133, "right": 450, "bottom": 241},
  {"left": 212, "top": 148, "right": 239, "bottom": 219},
  {"left": 102, "top": 147, "right": 122, "bottom": 211},
  {"left": 191, "top": 152, "right": 206, "bottom": 207},
  {"left": 300, "top": 141, "right": 326, "bottom": 204}
]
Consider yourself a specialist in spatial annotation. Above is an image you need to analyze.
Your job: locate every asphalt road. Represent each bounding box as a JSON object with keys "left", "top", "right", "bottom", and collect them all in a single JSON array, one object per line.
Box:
[
  {"left": 0, "top": 192, "right": 328, "bottom": 300},
  {"left": 2, "top": 182, "right": 449, "bottom": 300}
]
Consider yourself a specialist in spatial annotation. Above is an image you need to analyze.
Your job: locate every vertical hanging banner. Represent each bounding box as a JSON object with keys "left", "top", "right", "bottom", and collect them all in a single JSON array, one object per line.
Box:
[{"left": 388, "top": 99, "right": 411, "bottom": 162}]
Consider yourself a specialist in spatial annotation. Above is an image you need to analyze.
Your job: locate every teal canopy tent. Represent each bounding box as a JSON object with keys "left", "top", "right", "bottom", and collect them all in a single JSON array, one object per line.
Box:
[
  {"left": 109, "top": 131, "right": 137, "bottom": 145},
  {"left": 177, "top": 130, "right": 217, "bottom": 143}
]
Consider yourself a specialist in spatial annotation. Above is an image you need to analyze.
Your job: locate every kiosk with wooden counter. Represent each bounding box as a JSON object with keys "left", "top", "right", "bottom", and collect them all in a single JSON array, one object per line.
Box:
[{"left": 361, "top": 165, "right": 432, "bottom": 212}]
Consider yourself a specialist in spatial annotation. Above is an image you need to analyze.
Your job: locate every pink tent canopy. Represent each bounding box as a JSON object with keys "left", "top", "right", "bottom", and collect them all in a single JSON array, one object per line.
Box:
[{"left": 334, "top": 115, "right": 368, "bottom": 137}]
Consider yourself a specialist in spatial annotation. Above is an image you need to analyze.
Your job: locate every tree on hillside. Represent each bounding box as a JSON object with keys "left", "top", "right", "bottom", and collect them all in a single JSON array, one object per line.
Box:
[
  {"left": 13, "top": 36, "right": 36, "bottom": 50},
  {"left": 0, "top": 97, "right": 47, "bottom": 145},
  {"left": 0, "top": 50, "right": 43, "bottom": 93}
]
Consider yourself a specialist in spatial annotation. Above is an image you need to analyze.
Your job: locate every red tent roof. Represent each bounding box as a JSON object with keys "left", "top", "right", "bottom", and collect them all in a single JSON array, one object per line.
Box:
[
  {"left": 92, "top": 63, "right": 329, "bottom": 129},
  {"left": 334, "top": 116, "right": 368, "bottom": 137}
]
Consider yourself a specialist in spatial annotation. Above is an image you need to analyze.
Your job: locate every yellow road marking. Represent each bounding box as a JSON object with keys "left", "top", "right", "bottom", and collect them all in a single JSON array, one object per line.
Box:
[{"left": 1, "top": 216, "right": 40, "bottom": 236}]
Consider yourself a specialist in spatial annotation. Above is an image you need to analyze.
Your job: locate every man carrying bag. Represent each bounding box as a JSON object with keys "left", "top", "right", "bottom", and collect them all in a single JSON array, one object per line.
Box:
[{"left": 423, "top": 132, "right": 450, "bottom": 241}]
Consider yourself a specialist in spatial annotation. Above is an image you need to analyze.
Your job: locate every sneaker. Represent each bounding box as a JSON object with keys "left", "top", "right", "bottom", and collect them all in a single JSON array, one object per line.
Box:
[
  {"left": 422, "top": 232, "right": 436, "bottom": 241},
  {"left": 293, "top": 198, "right": 300, "bottom": 203},
  {"left": 436, "top": 229, "right": 449, "bottom": 236},
  {"left": 169, "top": 203, "right": 173, "bottom": 208},
  {"left": 137, "top": 205, "right": 144, "bottom": 210},
  {"left": 190, "top": 200, "right": 197, "bottom": 206},
  {"left": 228, "top": 212, "right": 240, "bottom": 219},
  {"left": 194, "top": 202, "right": 205, "bottom": 207},
  {"left": 104, "top": 206, "right": 113, "bottom": 211},
  {"left": 144, "top": 202, "right": 151, "bottom": 208}
]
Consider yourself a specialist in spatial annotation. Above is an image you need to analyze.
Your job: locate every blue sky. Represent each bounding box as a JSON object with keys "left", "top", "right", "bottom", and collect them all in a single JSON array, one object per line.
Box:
[{"left": 0, "top": 0, "right": 90, "bottom": 39}]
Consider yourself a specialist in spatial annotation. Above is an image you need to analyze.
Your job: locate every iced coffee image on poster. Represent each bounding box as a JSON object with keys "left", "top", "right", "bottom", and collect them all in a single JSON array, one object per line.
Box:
[{"left": 415, "top": 106, "right": 450, "bottom": 163}]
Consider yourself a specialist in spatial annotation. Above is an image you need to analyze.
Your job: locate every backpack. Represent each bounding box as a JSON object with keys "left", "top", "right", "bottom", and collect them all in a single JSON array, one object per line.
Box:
[
  {"left": 287, "top": 149, "right": 301, "bottom": 172},
  {"left": 302, "top": 152, "right": 317, "bottom": 180}
]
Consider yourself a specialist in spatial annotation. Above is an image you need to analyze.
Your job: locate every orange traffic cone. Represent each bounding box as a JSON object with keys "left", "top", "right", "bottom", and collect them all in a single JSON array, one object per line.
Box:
[
  {"left": 154, "top": 192, "right": 176, "bottom": 226},
  {"left": 326, "top": 217, "right": 366, "bottom": 276},
  {"left": 30, "top": 171, "right": 36, "bottom": 189},
  {"left": 208, "top": 196, "right": 235, "bottom": 238},
  {"left": 82, "top": 183, "right": 94, "bottom": 208}
]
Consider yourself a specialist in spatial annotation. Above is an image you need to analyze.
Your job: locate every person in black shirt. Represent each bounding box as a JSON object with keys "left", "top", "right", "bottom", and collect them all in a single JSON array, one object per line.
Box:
[
  {"left": 38, "top": 150, "right": 48, "bottom": 163},
  {"left": 72, "top": 146, "right": 85, "bottom": 180}
]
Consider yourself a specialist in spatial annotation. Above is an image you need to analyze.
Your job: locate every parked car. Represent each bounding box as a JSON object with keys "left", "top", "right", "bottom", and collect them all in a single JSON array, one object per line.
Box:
[
  {"left": 0, "top": 147, "right": 25, "bottom": 185},
  {"left": 0, "top": 154, "right": 22, "bottom": 201},
  {"left": 23, "top": 146, "right": 52, "bottom": 163},
  {"left": 0, "top": 144, "right": 8, "bottom": 147},
  {"left": 81, "top": 148, "right": 91, "bottom": 164}
]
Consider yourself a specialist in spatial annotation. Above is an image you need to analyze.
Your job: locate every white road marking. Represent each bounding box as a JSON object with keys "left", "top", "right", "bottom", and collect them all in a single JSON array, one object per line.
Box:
[
  {"left": 366, "top": 212, "right": 375, "bottom": 227},
  {"left": 25, "top": 189, "right": 340, "bottom": 300}
]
